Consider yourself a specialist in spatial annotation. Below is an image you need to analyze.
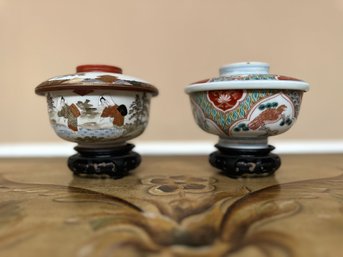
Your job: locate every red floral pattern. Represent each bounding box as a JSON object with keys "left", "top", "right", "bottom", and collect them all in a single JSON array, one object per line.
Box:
[{"left": 208, "top": 90, "right": 244, "bottom": 111}]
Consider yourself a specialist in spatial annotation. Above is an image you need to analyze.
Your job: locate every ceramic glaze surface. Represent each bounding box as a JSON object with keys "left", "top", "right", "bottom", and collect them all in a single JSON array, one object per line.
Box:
[
  {"left": 190, "top": 89, "right": 303, "bottom": 138},
  {"left": 46, "top": 90, "right": 151, "bottom": 145}
]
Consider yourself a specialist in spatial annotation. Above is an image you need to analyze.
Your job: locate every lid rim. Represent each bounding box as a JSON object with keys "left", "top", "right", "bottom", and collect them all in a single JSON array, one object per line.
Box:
[
  {"left": 35, "top": 69, "right": 158, "bottom": 96},
  {"left": 35, "top": 82, "right": 158, "bottom": 96},
  {"left": 185, "top": 80, "right": 310, "bottom": 94}
]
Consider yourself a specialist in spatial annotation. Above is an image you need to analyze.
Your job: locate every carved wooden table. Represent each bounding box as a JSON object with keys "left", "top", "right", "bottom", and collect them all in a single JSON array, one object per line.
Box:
[{"left": 0, "top": 155, "right": 342, "bottom": 257}]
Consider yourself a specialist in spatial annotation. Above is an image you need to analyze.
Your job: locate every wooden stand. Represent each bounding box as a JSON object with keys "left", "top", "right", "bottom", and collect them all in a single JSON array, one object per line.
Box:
[
  {"left": 68, "top": 143, "right": 140, "bottom": 178},
  {"left": 209, "top": 144, "right": 281, "bottom": 178}
]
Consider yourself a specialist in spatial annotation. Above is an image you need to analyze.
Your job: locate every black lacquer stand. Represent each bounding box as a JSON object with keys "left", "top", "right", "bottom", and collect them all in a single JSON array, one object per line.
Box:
[
  {"left": 209, "top": 144, "right": 281, "bottom": 178},
  {"left": 68, "top": 143, "right": 141, "bottom": 179}
]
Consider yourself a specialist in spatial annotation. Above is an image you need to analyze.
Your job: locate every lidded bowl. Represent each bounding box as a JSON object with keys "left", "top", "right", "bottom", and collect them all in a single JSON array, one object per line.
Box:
[
  {"left": 185, "top": 61, "right": 309, "bottom": 177},
  {"left": 35, "top": 64, "right": 158, "bottom": 178}
]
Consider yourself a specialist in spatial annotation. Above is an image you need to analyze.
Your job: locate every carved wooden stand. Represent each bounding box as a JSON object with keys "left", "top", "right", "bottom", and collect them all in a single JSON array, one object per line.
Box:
[
  {"left": 209, "top": 144, "right": 281, "bottom": 178},
  {"left": 68, "top": 143, "right": 140, "bottom": 178}
]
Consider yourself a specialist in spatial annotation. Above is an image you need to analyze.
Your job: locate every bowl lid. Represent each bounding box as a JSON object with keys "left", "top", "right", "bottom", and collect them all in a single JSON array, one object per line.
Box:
[
  {"left": 35, "top": 64, "right": 158, "bottom": 96},
  {"left": 185, "top": 62, "right": 309, "bottom": 94}
]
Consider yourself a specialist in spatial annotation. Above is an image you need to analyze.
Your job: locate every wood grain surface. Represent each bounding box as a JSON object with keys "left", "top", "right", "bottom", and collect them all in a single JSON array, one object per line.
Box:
[{"left": 0, "top": 155, "right": 342, "bottom": 257}]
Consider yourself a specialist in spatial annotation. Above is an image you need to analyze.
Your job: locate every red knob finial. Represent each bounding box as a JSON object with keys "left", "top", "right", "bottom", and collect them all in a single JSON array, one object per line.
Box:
[{"left": 76, "top": 64, "right": 122, "bottom": 74}]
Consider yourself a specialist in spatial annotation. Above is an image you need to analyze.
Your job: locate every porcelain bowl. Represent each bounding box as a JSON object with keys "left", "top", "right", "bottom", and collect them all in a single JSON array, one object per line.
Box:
[
  {"left": 36, "top": 64, "right": 158, "bottom": 148},
  {"left": 189, "top": 89, "right": 303, "bottom": 140},
  {"left": 46, "top": 90, "right": 151, "bottom": 147},
  {"left": 185, "top": 62, "right": 309, "bottom": 149}
]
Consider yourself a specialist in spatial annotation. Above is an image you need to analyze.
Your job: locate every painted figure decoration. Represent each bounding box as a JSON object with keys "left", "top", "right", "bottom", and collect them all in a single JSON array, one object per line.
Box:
[
  {"left": 47, "top": 92, "right": 148, "bottom": 143},
  {"left": 36, "top": 64, "right": 158, "bottom": 178},
  {"left": 185, "top": 62, "right": 309, "bottom": 177},
  {"left": 56, "top": 96, "right": 81, "bottom": 132},
  {"left": 100, "top": 96, "right": 128, "bottom": 127}
]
